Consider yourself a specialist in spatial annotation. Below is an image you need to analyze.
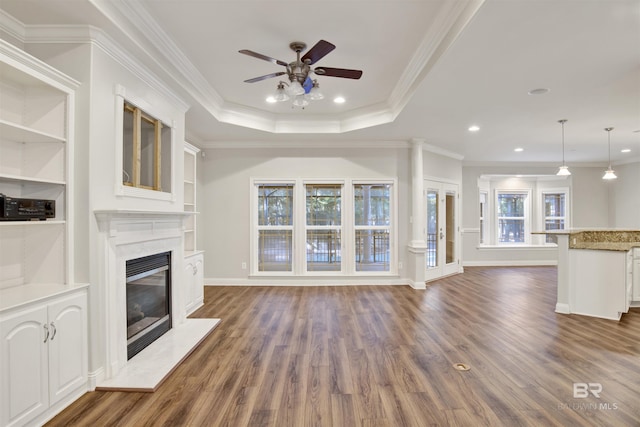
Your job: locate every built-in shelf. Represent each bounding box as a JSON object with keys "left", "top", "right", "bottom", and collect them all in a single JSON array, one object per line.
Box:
[
  {"left": 0, "top": 220, "right": 65, "bottom": 227},
  {"left": 0, "top": 119, "right": 66, "bottom": 143},
  {"left": 0, "top": 173, "right": 66, "bottom": 186}
]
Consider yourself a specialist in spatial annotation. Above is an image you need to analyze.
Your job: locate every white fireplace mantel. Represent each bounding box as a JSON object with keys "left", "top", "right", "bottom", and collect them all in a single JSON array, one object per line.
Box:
[{"left": 93, "top": 209, "right": 193, "bottom": 385}]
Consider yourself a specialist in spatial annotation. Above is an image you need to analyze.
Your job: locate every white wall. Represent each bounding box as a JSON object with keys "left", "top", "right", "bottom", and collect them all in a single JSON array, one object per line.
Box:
[
  {"left": 570, "top": 166, "right": 611, "bottom": 228},
  {"left": 201, "top": 145, "right": 414, "bottom": 281},
  {"left": 460, "top": 165, "right": 612, "bottom": 266},
  {"left": 610, "top": 161, "right": 640, "bottom": 229}
]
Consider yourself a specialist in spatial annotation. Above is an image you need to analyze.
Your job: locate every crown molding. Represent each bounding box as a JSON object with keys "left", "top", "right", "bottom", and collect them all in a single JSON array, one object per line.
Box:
[
  {"left": 15, "top": 22, "right": 190, "bottom": 112},
  {"left": 85, "top": 0, "right": 483, "bottom": 134},
  {"left": 199, "top": 139, "right": 411, "bottom": 150},
  {"left": 198, "top": 138, "right": 465, "bottom": 161},
  {"left": 0, "top": 8, "right": 26, "bottom": 42},
  {"left": 388, "top": 0, "right": 485, "bottom": 117}
]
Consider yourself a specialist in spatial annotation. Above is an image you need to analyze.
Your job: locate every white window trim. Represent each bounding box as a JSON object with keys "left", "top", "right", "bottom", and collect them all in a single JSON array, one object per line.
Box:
[
  {"left": 250, "top": 177, "right": 398, "bottom": 277},
  {"left": 302, "top": 179, "right": 345, "bottom": 275},
  {"left": 353, "top": 179, "right": 397, "bottom": 276},
  {"left": 114, "top": 84, "right": 176, "bottom": 202},
  {"left": 495, "top": 189, "right": 531, "bottom": 245},
  {"left": 538, "top": 187, "right": 570, "bottom": 246},
  {"left": 250, "top": 179, "right": 296, "bottom": 276}
]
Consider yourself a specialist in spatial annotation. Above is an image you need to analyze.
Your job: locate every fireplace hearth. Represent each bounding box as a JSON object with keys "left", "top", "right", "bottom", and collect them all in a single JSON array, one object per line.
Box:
[{"left": 126, "top": 251, "right": 171, "bottom": 359}]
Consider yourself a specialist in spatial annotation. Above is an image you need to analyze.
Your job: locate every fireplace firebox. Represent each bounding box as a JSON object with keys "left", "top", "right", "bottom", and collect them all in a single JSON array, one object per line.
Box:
[{"left": 126, "top": 251, "right": 172, "bottom": 359}]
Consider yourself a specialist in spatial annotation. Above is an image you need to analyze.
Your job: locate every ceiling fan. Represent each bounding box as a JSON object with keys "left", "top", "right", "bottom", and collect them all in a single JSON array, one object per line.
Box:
[{"left": 239, "top": 40, "right": 362, "bottom": 102}]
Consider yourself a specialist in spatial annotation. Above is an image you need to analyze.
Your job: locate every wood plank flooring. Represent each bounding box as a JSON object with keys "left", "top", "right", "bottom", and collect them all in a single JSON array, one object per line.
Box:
[{"left": 47, "top": 267, "right": 640, "bottom": 426}]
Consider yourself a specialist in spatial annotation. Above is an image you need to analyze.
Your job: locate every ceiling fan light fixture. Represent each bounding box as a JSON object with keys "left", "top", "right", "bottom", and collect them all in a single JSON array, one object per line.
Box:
[
  {"left": 292, "top": 94, "right": 309, "bottom": 108},
  {"left": 308, "top": 80, "right": 324, "bottom": 100},
  {"left": 273, "top": 82, "right": 290, "bottom": 102},
  {"left": 287, "top": 79, "right": 305, "bottom": 96},
  {"left": 239, "top": 40, "right": 362, "bottom": 109}
]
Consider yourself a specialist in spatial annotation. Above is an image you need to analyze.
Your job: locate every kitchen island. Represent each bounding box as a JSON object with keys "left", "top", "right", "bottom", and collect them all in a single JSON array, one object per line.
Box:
[{"left": 535, "top": 230, "right": 640, "bottom": 320}]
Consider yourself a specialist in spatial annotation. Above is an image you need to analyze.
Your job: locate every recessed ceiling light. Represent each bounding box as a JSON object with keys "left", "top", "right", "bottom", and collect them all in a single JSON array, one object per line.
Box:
[
  {"left": 514, "top": 147, "right": 524, "bottom": 152},
  {"left": 528, "top": 88, "right": 550, "bottom": 95},
  {"left": 334, "top": 96, "right": 345, "bottom": 104},
  {"left": 266, "top": 96, "right": 276, "bottom": 103},
  {"left": 468, "top": 125, "right": 480, "bottom": 132},
  {"left": 621, "top": 148, "right": 631, "bottom": 153}
]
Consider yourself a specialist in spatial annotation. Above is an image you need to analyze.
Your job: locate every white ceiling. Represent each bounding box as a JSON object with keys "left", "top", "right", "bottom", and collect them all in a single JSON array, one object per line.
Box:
[{"left": 1, "top": 0, "right": 639, "bottom": 164}]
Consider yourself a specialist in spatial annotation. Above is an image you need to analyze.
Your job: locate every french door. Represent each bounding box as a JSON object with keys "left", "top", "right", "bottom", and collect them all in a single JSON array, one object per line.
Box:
[{"left": 425, "top": 180, "right": 459, "bottom": 281}]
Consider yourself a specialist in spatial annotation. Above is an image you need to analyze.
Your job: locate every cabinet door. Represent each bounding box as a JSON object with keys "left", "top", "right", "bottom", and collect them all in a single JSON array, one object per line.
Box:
[
  {"left": 184, "top": 259, "right": 196, "bottom": 314},
  {"left": 0, "top": 305, "right": 49, "bottom": 427},
  {"left": 193, "top": 255, "right": 204, "bottom": 308},
  {"left": 47, "top": 292, "right": 87, "bottom": 406}
]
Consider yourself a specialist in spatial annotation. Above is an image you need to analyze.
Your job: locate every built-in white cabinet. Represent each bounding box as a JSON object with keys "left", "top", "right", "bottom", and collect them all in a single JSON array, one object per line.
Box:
[
  {"left": 0, "top": 289, "right": 88, "bottom": 427},
  {"left": 183, "top": 142, "right": 204, "bottom": 315},
  {"left": 0, "top": 40, "right": 87, "bottom": 427},
  {"left": 183, "top": 142, "right": 199, "bottom": 252},
  {"left": 184, "top": 252, "right": 204, "bottom": 315},
  {"left": 0, "top": 40, "right": 77, "bottom": 290}
]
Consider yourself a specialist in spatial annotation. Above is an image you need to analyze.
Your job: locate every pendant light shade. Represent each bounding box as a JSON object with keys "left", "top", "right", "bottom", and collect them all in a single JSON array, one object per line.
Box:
[
  {"left": 556, "top": 119, "right": 571, "bottom": 176},
  {"left": 602, "top": 127, "right": 617, "bottom": 180}
]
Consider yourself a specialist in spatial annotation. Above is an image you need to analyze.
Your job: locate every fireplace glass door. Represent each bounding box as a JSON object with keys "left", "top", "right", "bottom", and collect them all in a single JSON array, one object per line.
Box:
[{"left": 126, "top": 252, "right": 171, "bottom": 359}]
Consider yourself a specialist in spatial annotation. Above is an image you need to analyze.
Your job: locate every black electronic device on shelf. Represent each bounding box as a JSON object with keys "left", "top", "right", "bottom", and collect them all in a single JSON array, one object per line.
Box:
[{"left": 0, "top": 193, "right": 55, "bottom": 221}]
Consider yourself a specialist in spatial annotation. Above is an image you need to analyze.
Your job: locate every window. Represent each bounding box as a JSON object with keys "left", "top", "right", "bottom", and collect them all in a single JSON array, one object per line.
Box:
[
  {"left": 496, "top": 191, "right": 530, "bottom": 244},
  {"left": 354, "top": 184, "right": 391, "bottom": 272},
  {"left": 306, "top": 184, "right": 342, "bottom": 272},
  {"left": 543, "top": 191, "right": 568, "bottom": 243},
  {"left": 122, "top": 102, "right": 172, "bottom": 192},
  {"left": 252, "top": 178, "right": 396, "bottom": 276},
  {"left": 257, "top": 183, "right": 294, "bottom": 272}
]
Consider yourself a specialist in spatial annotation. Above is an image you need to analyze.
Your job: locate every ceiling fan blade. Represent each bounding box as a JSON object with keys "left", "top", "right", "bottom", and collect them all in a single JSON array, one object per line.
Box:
[
  {"left": 244, "top": 72, "right": 286, "bottom": 83},
  {"left": 301, "top": 40, "right": 335, "bottom": 65},
  {"left": 239, "top": 49, "right": 288, "bottom": 67},
  {"left": 314, "top": 67, "right": 363, "bottom": 79}
]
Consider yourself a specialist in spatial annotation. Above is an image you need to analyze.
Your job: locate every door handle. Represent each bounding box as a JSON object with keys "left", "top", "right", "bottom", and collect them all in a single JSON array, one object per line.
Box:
[
  {"left": 440, "top": 231, "right": 444, "bottom": 239},
  {"left": 43, "top": 324, "right": 50, "bottom": 343},
  {"left": 50, "top": 322, "right": 57, "bottom": 341}
]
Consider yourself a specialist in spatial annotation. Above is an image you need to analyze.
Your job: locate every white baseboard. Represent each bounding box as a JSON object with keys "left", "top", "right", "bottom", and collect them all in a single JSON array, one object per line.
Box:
[
  {"left": 87, "top": 366, "right": 104, "bottom": 391},
  {"left": 462, "top": 260, "right": 557, "bottom": 267},
  {"left": 204, "top": 277, "right": 411, "bottom": 286},
  {"left": 555, "top": 303, "right": 571, "bottom": 314}
]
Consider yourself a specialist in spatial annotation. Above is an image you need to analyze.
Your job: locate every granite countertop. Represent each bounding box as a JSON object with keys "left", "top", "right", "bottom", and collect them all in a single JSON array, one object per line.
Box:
[{"left": 532, "top": 229, "right": 640, "bottom": 252}]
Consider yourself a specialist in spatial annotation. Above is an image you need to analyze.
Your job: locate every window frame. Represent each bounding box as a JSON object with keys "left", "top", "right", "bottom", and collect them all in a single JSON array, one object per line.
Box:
[
  {"left": 539, "top": 188, "right": 570, "bottom": 245},
  {"left": 250, "top": 177, "right": 397, "bottom": 277},
  {"left": 495, "top": 189, "right": 531, "bottom": 245},
  {"left": 115, "top": 85, "right": 175, "bottom": 201},
  {"left": 304, "top": 181, "right": 344, "bottom": 274},
  {"left": 353, "top": 181, "right": 394, "bottom": 274},
  {"left": 251, "top": 180, "right": 296, "bottom": 275}
]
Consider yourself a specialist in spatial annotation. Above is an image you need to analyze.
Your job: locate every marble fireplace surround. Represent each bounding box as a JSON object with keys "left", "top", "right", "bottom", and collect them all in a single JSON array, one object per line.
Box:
[{"left": 94, "top": 210, "right": 219, "bottom": 391}]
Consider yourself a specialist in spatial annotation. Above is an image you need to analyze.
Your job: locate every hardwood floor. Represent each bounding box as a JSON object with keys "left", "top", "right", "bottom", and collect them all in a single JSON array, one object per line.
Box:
[{"left": 47, "top": 267, "right": 640, "bottom": 426}]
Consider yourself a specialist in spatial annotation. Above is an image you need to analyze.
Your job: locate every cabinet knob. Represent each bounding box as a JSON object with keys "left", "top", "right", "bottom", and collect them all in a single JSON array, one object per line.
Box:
[{"left": 43, "top": 324, "right": 50, "bottom": 343}]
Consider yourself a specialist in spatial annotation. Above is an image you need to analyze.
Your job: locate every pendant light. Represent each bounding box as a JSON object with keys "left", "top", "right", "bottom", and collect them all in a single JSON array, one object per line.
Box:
[
  {"left": 602, "top": 127, "right": 617, "bottom": 180},
  {"left": 556, "top": 119, "right": 571, "bottom": 176}
]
